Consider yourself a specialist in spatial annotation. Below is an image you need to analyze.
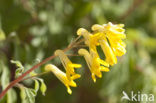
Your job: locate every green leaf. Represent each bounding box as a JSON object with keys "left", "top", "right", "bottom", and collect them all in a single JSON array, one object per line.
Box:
[
  {"left": 20, "top": 88, "right": 36, "bottom": 103},
  {"left": 10, "top": 60, "right": 24, "bottom": 69},
  {"left": 25, "top": 88, "right": 35, "bottom": 103},
  {"left": 34, "top": 80, "right": 39, "bottom": 92},
  {"left": 0, "top": 29, "right": 6, "bottom": 41},
  {"left": 1, "top": 63, "right": 10, "bottom": 89},
  {"left": 19, "top": 80, "right": 40, "bottom": 103},
  {"left": 7, "top": 88, "right": 17, "bottom": 103},
  {"left": 19, "top": 78, "right": 44, "bottom": 103},
  {"left": 20, "top": 88, "right": 26, "bottom": 100},
  {"left": 38, "top": 79, "right": 47, "bottom": 96},
  {"left": 0, "top": 61, "right": 17, "bottom": 103},
  {"left": 10, "top": 60, "right": 24, "bottom": 78},
  {"left": 29, "top": 89, "right": 37, "bottom": 96},
  {"left": 15, "top": 69, "right": 22, "bottom": 77}
]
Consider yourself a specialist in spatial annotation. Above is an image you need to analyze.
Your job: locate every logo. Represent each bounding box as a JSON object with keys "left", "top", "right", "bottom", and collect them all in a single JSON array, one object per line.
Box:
[{"left": 121, "top": 91, "right": 154, "bottom": 102}]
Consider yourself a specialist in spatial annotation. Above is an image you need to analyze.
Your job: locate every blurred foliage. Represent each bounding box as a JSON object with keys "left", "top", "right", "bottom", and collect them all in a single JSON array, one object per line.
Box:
[{"left": 0, "top": 0, "right": 156, "bottom": 103}]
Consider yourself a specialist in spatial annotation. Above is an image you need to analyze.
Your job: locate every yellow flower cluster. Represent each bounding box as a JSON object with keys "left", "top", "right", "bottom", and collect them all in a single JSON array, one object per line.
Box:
[
  {"left": 78, "top": 22, "right": 126, "bottom": 81},
  {"left": 45, "top": 22, "right": 126, "bottom": 94}
]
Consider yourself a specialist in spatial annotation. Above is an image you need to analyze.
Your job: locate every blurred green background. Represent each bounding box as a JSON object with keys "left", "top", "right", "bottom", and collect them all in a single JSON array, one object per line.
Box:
[{"left": 0, "top": 0, "right": 156, "bottom": 103}]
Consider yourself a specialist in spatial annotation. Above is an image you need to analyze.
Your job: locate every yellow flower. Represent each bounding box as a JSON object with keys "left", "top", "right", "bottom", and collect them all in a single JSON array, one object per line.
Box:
[
  {"left": 55, "top": 50, "right": 81, "bottom": 80},
  {"left": 91, "top": 22, "right": 126, "bottom": 65},
  {"left": 78, "top": 49, "right": 109, "bottom": 82},
  {"left": 109, "top": 38, "right": 126, "bottom": 56},
  {"left": 77, "top": 28, "right": 99, "bottom": 52},
  {"left": 77, "top": 28, "right": 91, "bottom": 46},
  {"left": 45, "top": 64, "right": 78, "bottom": 94},
  {"left": 99, "top": 37, "right": 117, "bottom": 66},
  {"left": 104, "top": 22, "right": 126, "bottom": 40},
  {"left": 104, "top": 22, "right": 126, "bottom": 56}
]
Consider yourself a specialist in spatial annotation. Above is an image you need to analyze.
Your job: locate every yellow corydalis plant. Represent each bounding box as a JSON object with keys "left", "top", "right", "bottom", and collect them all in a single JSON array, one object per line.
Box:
[{"left": 44, "top": 22, "right": 126, "bottom": 94}]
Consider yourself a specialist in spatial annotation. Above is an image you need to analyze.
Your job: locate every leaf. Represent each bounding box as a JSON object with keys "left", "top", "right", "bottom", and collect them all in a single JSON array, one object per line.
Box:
[
  {"left": 20, "top": 88, "right": 26, "bottom": 100},
  {"left": 20, "top": 88, "right": 36, "bottom": 103},
  {"left": 34, "top": 80, "right": 39, "bottom": 92},
  {"left": 1, "top": 62, "right": 10, "bottom": 89},
  {"left": 0, "top": 61, "right": 17, "bottom": 103},
  {"left": 38, "top": 79, "right": 47, "bottom": 96},
  {"left": 29, "top": 89, "right": 37, "bottom": 96},
  {"left": 0, "top": 29, "right": 6, "bottom": 41},
  {"left": 20, "top": 80, "right": 40, "bottom": 103},
  {"left": 10, "top": 60, "right": 24, "bottom": 69},
  {"left": 7, "top": 88, "right": 17, "bottom": 103},
  {"left": 15, "top": 69, "right": 23, "bottom": 77},
  {"left": 25, "top": 88, "right": 35, "bottom": 103},
  {"left": 10, "top": 60, "right": 24, "bottom": 78},
  {"left": 19, "top": 78, "right": 44, "bottom": 103}
]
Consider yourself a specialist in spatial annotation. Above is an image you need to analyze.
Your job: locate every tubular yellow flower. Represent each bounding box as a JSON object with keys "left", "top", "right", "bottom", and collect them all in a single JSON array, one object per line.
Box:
[
  {"left": 77, "top": 28, "right": 99, "bottom": 52},
  {"left": 78, "top": 49, "right": 109, "bottom": 82},
  {"left": 55, "top": 50, "right": 81, "bottom": 80},
  {"left": 77, "top": 28, "right": 91, "bottom": 46},
  {"left": 91, "top": 24, "right": 104, "bottom": 32},
  {"left": 109, "top": 39, "right": 126, "bottom": 56},
  {"left": 92, "top": 22, "right": 126, "bottom": 56},
  {"left": 99, "top": 37, "right": 117, "bottom": 66},
  {"left": 104, "top": 22, "right": 126, "bottom": 56},
  {"left": 91, "top": 22, "right": 126, "bottom": 65},
  {"left": 45, "top": 64, "right": 78, "bottom": 94},
  {"left": 104, "top": 22, "right": 126, "bottom": 40}
]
